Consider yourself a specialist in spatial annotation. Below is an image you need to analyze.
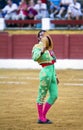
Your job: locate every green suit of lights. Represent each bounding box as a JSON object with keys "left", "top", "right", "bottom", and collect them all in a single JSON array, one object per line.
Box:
[{"left": 32, "top": 41, "right": 58, "bottom": 105}]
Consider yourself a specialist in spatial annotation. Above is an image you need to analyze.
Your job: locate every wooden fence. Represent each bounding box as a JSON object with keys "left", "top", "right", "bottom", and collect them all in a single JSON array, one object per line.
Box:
[{"left": 0, "top": 32, "right": 83, "bottom": 59}]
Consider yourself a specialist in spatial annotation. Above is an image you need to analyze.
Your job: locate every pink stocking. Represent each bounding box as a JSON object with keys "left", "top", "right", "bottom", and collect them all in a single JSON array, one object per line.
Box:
[
  {"left": 43, "top": 102, "right": 52, "bottom": 120},
  {"left": 37, "top": 103, "right": 43, "bottom": 121}
]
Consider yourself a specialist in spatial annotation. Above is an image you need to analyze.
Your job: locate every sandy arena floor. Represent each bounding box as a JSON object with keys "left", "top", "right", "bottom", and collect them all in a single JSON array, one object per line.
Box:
[{"left": 0, "top": 69, "right": 83, "bottom": 130}]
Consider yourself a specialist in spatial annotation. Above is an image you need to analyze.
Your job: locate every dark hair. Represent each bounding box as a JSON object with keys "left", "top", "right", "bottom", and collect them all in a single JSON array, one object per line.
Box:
[{"left": 37, "top": 30, "right": 46, "bottom": 38}]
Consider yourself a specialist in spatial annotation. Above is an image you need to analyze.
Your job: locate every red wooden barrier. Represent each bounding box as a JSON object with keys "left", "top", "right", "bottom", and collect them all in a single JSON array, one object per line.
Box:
[
  {"left": 0, "top": 32, "right": 9, "bottom": 58},
  {"left": 5, "top": 20, "right": 83, "bottom": 27},
  {"left": 0, "top": 32, "right": 83, "bottom": 59},
  {"left": 12, "top": 34, "right": 37, "bottom": 58},
  {"left": 69, "top": 34, "right": 83, "bottom": 59},
  {"left": 51, "top": 34, "right": 65, "bottom": 59},
  {"left": 51, "top": 20, "right": 83, "bottom": 25}
]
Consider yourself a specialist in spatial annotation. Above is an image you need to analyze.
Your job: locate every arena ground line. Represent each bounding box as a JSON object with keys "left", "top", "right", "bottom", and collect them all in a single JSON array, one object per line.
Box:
[
  {"left": 0, "top": 80, "right": 83, "bottom": 86},
  {"left": 0, "top": 76, "right": 39, "bottom": 80},
  {"left": 64, "top": 83, "right": 83, "bottom": 86},
  {"left": 0, "top": 81, "right": 27, "bottom": 85}
]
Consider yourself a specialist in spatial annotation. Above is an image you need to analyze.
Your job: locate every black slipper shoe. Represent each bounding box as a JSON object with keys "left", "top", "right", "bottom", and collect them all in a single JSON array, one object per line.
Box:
[{"left": 37, "top": 119, "right": 52, "bottom": 124}]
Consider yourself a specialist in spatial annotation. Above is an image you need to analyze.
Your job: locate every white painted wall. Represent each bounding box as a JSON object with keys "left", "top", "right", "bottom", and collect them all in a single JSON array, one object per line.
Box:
[{"left": 0, "top": 59, "right": 83, "bottom": 69}]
